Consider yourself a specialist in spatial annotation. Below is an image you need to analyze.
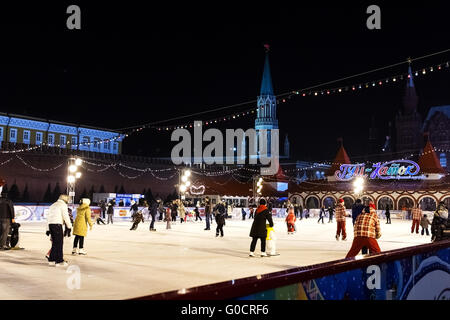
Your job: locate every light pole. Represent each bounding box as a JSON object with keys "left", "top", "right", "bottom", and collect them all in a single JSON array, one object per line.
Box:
[
  {"left": 178, "top": 169, "right": 191, "bottom": 201},
  {"left": 353, "top": 176, "right": 365, "bottom": 199},
  {"left": 66, "top": 157, "right": 83, "bottom": 209}
]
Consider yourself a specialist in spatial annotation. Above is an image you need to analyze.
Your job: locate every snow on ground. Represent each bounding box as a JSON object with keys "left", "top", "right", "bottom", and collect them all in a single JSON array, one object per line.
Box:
[{"left": 0, "top": 217, "right": 431, "bottom": 299}]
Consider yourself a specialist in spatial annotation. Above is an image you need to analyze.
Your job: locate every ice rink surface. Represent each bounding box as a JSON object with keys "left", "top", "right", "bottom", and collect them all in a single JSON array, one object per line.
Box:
[{"left": 0, "top": 216, "right": 431, "bottom": 299}]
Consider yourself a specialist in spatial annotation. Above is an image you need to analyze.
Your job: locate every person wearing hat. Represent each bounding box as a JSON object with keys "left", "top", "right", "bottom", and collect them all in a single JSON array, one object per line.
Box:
[
  {"left": 46, "top": 194, "right": 72, "bottom": 266},
  {"left": 335, "top": 199, "right": 347, "bottom": 241},
  {"left": 72, "top": 198, "right": 93, "bottom": 255},
  {"left": 204, "top": 197, "right": 211, "bottom": 230},
  {"left": 249, "top": 198, "right": 274, "bottom": 257},
  {"left": 0, "top": 180, "right": 15, "bottom": 250},
  {"left": 345, "top": 201, "right": 381, "bottom": 258}
]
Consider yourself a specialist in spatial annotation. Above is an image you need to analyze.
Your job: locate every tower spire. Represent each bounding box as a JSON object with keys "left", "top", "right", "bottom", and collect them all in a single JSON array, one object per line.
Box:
[
  {"left": 403, "top": 60, "right": 418, "bottom": 114},
  {"left": 260, "top": 45, "right": 274, "bottom": 96}
]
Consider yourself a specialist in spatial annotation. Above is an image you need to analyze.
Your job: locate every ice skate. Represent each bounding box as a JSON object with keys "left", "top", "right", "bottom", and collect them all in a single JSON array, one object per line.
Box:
[
  {"left": 249, "top": 252, "right": 255, "bottom": 257},
  {"left": 335, "top": 235, "right": 339, "bottom": 241},
  {"left": 78, "top": 249, "right": 87, "bottom": 255},
  {"left": 260, "top": 252, "right": 267, "bottom": 257},
  {"left": 72, "top": 248, "right": 79, "bottom": 255},
  {"left": 56, "top": 261, "right": 69, "bottom": 267},
  {"left": 48, "top": 261, "right": 56, "bottom": 266}
]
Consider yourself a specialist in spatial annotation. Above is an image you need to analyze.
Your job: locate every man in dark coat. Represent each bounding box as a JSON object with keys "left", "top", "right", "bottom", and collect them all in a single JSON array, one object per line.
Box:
[
  {"left": 215, "top": 201, "right": 226, "bottom": 237},
  {"left": 0, "top": 187, "right": 15, "bottom": 250},
  {"left": 249, "top": 198, "right": 274, "bottom": 257},
  {"left": 107, "top": 199, "right": 115, "bottom": 224},
  {"left": 352, "top": 199, "right": 364, "bottom": 225},
  {"left": 204, "top": 197, "right": 211, "bottom": 230},
  {"left": 149, "top": 200, "right": 158, "bottom": 231},
  {"left": 431, "top": 202, "right": 449, "bottom": 242},
  {"left": 385, "top": 205, "right": 391, "bottom": 224},
  {"left": 328, "top": 206, "right": 334, "bottom": 223}
]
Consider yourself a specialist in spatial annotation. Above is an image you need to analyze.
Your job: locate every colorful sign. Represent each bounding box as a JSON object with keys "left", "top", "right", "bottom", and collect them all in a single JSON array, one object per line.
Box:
[{"left": 335, "top": 160, "right": 423, "bottom": 181}]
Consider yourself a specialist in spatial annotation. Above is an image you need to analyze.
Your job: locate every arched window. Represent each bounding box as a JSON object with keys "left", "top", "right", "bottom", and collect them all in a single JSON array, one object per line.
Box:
[
  {"left": 398, "top": 197, "right": 414, "bottom": 210},
  {"left": 378, "top": 197, "right": 394, "bottom": 210},
  {"left": 343, "top": 197, "right": 354, "bottom": 209},
  {"left": 306, "top": 196, "right": 319, "bottom": 209},
  {"left": 440, "top": 153, "right": 447, "bottom": 168},
  {"left": 442, "top": 197, "right": 450, "bottom": 210},
  {"left": 419, "top": 197, "right": 437, "bottom": 211},
  {"left": 323, "top": 196, "right": 336, "bottom": 209}
]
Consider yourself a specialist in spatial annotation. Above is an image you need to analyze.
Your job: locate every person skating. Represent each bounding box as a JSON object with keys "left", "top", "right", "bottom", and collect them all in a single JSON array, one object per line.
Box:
[
  {"left": 158, "top": 199, "right": 164, "bottom": 221},
  {"left": 215, "top": 202, "right": 226, "bottom": 237},
  {"left": 345, "top": 202, "right": 381, "bottom": 258},
  {"left": 72, "top": 198, "right": 93, "bottom": 255},
  {"left": 249, "top": 206, "right": 254, "bottom": 219},
  {"left": 241, "top": 207, "right": 246, "bottom": 220},
  {"left": 299, "top": 204, "right": 304, "bottom": 220},
  {"left": 165, "top": 204, "right": 172, "bottom": 229},
  {"left": 318, "top": 206, "right": 325, "bottom": 224},
  {"left": 249, "top": 198, "right": 274, "bottom": 257},
  {"left": 411, "top": 204, "right": 422, "bottom": 234},
  {"left": 420, "top": 214, "right": 431, "bottom": 236},
  {"left": 100, "top": 200, "right": 107, "bottom": 219},
  {"left": 149, "top": 200, "right": 158, "bottom": 231},
  {"left": 351, "top": 199, "right": 364, "bottom": 225},
  {"left": 64, "top": 207, "right": 74, "bottom": 237},
  {"left": 107, "top": 199, "right": 115, "bottom": 224},
  {"left": 204, "top": 197, "right": 211, "bottom": 230},
  {"left": 96, "top": 212, "right": 106, "bottom": 225},
  {"left": 385, "top": 205, "right": 391, "bottom": 224},
  {"left": 266, "top": 224, "right": 279, "bottom": 256},
  {"left": 178, "top": 200, "right": 186, "bottom": 224},
  {"left": 46, "top": 194, "right": 72, "bottom": 266},
  {"left": 327, "top": 206, "right": 334, "bottom": 223},
  {"left": 171, "top": 201, "right": 178, "bottom": 222},
  {"left": 194, "top": 203, "right": 202, "bottom": 221},
  {"left": 431, "top": 202, "right": 449, "bottom": 242},
  {"left": 335, "top": 199, "right": 347, "bottom": 241},
  {"left": 0, "top": 182, "right": 15, "bottom": 251},
  {"left": 130, "top": 209, "right": 144, "bottom": 231},
  {"left": 285, "top": 205, "right": 296, "bottom": 234}
]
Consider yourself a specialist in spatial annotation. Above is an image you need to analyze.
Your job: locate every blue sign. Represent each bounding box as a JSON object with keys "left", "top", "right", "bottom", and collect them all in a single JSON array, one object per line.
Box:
[{"left": 335, "top": 160, "right": 423, "bottom": 181}]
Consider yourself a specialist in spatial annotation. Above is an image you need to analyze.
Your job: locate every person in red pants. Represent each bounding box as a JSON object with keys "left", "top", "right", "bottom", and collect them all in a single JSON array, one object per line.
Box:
[
  {"left": 335, "top": 199, "right": 347, "bottom": 241},
  {"left": 411, "top": 205, "right": 422, "bottom": 234},
  {"left": 346, "top": 202, "right": 381, "bottom": 258}
]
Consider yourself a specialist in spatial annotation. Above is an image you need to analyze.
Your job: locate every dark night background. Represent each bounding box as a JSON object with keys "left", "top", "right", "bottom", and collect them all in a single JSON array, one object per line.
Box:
[{"left": 0, "top": 2, "right": 449, "bottom": 161}]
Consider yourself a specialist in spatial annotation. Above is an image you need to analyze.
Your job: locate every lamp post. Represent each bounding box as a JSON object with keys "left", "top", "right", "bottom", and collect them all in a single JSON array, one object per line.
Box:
[
  {"left": 254, "top": 176, "right": 263, "bottom": 204},
  {"left": 178, "top": 169, "right": 191, "bottom": 201},
  {"left": 353, "top": 176, "right": 365, "bottom": 198},
  {"left": 66, "top": 157, "right": 83, "bottom": 208}
]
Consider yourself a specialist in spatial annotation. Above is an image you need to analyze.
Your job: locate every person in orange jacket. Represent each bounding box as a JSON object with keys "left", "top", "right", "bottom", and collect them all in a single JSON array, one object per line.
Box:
[{"left": 285, "top": 205, "right": 296, "bottom": 234}]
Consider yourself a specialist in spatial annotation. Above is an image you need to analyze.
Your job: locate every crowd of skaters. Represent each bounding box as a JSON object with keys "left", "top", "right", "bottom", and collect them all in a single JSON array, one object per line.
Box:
[{"left": 0, "top": 179, "right": 449, "bottom": 267}]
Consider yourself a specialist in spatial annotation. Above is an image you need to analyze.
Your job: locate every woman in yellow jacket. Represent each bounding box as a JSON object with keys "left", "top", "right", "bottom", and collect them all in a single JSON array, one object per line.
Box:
[{"left": 72, "top": 198, "right": 93, "bottom": 255}]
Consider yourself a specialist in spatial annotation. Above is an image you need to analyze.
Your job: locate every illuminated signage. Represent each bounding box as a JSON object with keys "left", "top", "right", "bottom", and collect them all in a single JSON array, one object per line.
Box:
[{"left": 334, "top": 160, "right": 423, "bottom": 181}]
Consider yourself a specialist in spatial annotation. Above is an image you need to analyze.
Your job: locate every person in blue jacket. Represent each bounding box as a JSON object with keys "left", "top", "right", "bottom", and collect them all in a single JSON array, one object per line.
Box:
[{"left": 352, "top": 199, "right": 364, "bottom": 225}]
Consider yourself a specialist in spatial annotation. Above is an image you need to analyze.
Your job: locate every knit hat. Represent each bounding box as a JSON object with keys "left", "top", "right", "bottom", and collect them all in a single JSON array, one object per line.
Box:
[
  {"left": 339, "top": 199, "right": 344, "bottom": 203},
  {"left": 369, "top": 202, "right": 376, "bottom": 209},
  {"left": 81, "top": 198, "right": 91, "bottom": 206}
]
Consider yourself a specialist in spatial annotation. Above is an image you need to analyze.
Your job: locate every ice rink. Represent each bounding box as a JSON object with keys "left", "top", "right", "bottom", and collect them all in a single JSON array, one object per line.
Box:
[{"left": 0, "top": 216, "right": 431, "bottom": 299}]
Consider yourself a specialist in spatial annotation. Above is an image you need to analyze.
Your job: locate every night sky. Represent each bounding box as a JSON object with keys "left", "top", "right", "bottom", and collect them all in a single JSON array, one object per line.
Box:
[{"left": 0, "top": 3, "right": 449, "bottom": 161}]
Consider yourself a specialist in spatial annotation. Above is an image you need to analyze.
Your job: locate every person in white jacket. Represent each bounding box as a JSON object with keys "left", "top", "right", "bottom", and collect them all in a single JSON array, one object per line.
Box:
[{"left": 46, "top": 194, "right": 72, "bottom": 267}]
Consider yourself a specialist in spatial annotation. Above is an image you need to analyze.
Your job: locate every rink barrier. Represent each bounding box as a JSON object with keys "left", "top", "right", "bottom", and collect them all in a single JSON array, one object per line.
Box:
[{"left": 133, "top": 240, "right": 450, "bottom": 300}]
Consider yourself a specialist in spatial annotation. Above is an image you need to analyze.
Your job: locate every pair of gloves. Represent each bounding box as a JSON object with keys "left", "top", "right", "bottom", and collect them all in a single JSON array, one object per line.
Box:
[{"left": 46, "top": 228, "right": 73, "bottom": 237}]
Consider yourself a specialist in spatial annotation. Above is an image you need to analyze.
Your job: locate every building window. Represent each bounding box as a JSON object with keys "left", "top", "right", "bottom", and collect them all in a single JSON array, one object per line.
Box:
[
  {"left": 23, "top": 130, "right": 30, "bottom": 143},
  {"left": 60, "top": 135, "right": 66, "bottom": 148},
  {"left": 93, "top": 139, "right": 100, "bottom": 149},
  {"left": 36, "top": 132, "right": 42, "bottom": 145},
  {"left": 71, "top": 137, "right": 77, "bottom": 149},
  {"left": 48, "top": 134, "right": 54, "bottom": 146},
  {"left": 0, "top": 127, "right": 4, "bottom": 141},
  {"left": 10, "top": 128, "right": 17, "bottom": 142},
  {"left": 440, "top": 153, "right": 447, "bottom": 168},
  {"left": 104, "top": 141, "right": 110, "bottom": 151},
  {"left": 82, "top": 136, "right": 89, "bottom": 146},
  {"left": 113, "top": 142, "right": 118, "bottom": 153}
]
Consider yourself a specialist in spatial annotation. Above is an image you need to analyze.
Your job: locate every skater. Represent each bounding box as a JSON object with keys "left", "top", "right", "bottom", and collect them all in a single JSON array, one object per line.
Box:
[
  {"left": 431, "top": 202, "right": 449, "bottom": 242},
  {"left": 96, "top": 212, "right": 106, "bottom": 225},
  {"left": 178, "top": 200, "right": 186, "bottom": 224},
  {"left": 100, "top": 200, "right": 107, "bottom": 219},
  {"left": 335, "top": 199, "right": 347, "bottom": 241},
  {"left": 171, "top": 201, "right": 178, "bottom": 222},
  {"left": 64, "top": 207, "right": 74, "bottom": 237},
  {"left": 107, "top": 199, "right": 115, "bottom": 224},
  {"left": 158, "top": 199, "right": 164, "bottom": 221},
  {"left": 266, "top": 224, "right": 278, "bottom": 256},
  {"left": 47, "top": 194, "right": 72, "bottom": 266},
  {"left": 385, "top": 205, "right": 391, "bottom": 224},
  {"left": 328, "top": 206, "right": 334, "bottom": 223},
  {"left": 293, "top": 204, "right": 299, "bottom": 218},
  {"left": 299, "top": 204, "right": 304, "bottom": 220},
  {"left": 285, "top": 205, "right": 296, "bottom": 234},
  {"left": 420, "top": 214, "right": 431, "bottom": 236},
  {"left": 249, "top": 198, "right": 274, "bottom": 257},
  {"left": 345, "top": 203, "right": 381, "bottom": 258},
  {"left": 194, "top": 203, "right": 202, "bottom": 221},
  {"left": 6, "top": 222, "right": 21, "bottom": 249},
  {"left": 411, "top": 204, "right": 422, "bottom": 234},
  {"left": 249, "top": 206, "right": 254, "bottom": 219},
  {"left": 351, "top": 199, "right": 364, "bottom": 225},
  {"left": 130, "top": 209, "right": 144, "bottom": 230},
  {"left": 215, "top": 204, "right": 226, "bottom": 237},
  {"left": 204, "top": 197, "right": 211, "bottom": 230},
  {"left": 72, "top": 198, "right": 93, "bottom": 255},
  {"left": 241, "top": 208, "right": 246, "bottom": 220},
  {"left": 165, "top": 204, "right": 172, "bottom": 229},
  {"left": 0, "top": 183, "right": 15, "bottom": 251},
  {"left": 149, "top": 200, "right": 157, "bottom": 231},
  {"left": 318, "top": 206, "right": 325, "bottom": 224}
]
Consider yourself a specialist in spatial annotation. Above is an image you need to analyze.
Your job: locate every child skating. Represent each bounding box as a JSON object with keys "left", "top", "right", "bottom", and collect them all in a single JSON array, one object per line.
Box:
[
  {"left": 285, "top": 205, "right": 296, "bottom": 234},
  {"left": 266, "top": 224, "right": 279, "bottom": 256}
]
